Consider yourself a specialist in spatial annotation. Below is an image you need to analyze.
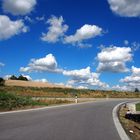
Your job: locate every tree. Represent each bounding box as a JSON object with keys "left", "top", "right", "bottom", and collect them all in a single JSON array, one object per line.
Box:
[
  {"left": 18, "top": 75, "right": 28, "bottom": 81},
  {"left": 0, "top": 77, "right": 5, "bottom": 86},
  {"left": 9, "top": 75, "right": 29, "bottom": 81},
  {"left": 9, "top": 75, "right": 18, "bottom": 80},
  {"left": 135, "top": 88, "right": 139, "bottom": 92}
]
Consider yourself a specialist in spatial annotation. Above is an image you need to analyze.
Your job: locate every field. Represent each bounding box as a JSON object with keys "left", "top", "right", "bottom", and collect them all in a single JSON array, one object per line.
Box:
[
  {"left": 1, "top": 80, "right": 140, "bottom": 98},
  {"left": 5, "top": 80, "right": 65, "bottom": 88},
  {"left": 0, "top": 91, "right": 72, "bottom": 111},
  {"left": 0, "top": 80, "right": 74, "bottom": 111}
]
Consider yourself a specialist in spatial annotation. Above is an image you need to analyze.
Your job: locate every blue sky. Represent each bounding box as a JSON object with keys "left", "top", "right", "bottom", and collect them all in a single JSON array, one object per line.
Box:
[{"left": 0, "top": 0, "right": 140, "bottom": 91}]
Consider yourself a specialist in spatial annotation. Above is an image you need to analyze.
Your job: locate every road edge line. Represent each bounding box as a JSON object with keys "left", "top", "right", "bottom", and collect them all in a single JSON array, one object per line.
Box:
[{"left": 112, "top": 102, "right": 130, "bottom": 140}]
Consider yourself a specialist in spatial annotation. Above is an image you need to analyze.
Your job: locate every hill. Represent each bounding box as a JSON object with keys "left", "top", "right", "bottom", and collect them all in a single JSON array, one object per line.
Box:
[{"left": 5, "top": 80, "right": 65, "bottom": 88}]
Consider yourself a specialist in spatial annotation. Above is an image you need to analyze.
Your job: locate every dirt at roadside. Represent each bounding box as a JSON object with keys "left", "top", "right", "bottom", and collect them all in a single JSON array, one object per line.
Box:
[{"left": 119, "top": 105, "right": 140, "bottom": 140}]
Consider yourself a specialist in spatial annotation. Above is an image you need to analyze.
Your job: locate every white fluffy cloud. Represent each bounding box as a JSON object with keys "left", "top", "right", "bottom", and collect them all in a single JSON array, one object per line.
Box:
[
  {"left": 4, "top": 75, "right": 11, "bottom": 80},
  {"left": 34, "top": 78, "right": 48, "bottom": 83},
  {"left": 131, "top": 66, "right": 140, "bottom": 76},
  {"left": 41, "top": 16, "right": 68, "bottom": 43},
  {"left": 63, "top": 67, "right": 108, "bottom": 89},
  {"left": 2, "top": 0, "right": 36, "bottom": 16},
  {"left": 20, "top": 54, "right": 62, "bottom": 73},
  {"left": 120, "top": 66, "right": 140, "bottom": 90},
  {"left": 97, "top": 46, "right": 132, "bottom": 73},
  {"left": 76, "top": 85, "right": 88, "bottom": 89},
  {"left": 112, "top": 85, "right": 130, "bottom": 91},
  {"left": 64, "top": 24, "right": 102, "bottom": 48},
  {"left": 0, "top": 62, "right": 5, "bottom": 67},
  {"left": 0, "top": 15, "right": 28, "bottom": 40},
  {"left": 40, "top": 16, "right": 103, "bottom": 48},
  {"left": 108, "top": 0, "right": 140, "bottom": 17},
  {"left": 20, "top": 53, "right": 109, "bottom": 89}
]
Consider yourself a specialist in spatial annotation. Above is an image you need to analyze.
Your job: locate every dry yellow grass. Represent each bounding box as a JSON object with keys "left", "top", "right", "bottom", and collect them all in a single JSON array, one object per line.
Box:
[{"left": 5, "top": 80, "right": 65, "bottom": 88}]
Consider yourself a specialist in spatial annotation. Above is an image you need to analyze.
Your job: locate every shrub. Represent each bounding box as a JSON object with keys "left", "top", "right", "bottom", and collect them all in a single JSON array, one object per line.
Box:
[{"left": 0, "top": 92, "right": 32, "bottom": 110}]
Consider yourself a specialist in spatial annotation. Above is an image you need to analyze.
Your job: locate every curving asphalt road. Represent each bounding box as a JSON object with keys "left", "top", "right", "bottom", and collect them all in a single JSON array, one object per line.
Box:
[{"left": 0, "top": 100, "right": 129, "bottom": 140}]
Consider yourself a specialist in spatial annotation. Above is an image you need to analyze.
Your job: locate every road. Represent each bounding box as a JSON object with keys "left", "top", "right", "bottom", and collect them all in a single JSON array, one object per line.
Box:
[{"left": 0, "top": 100, "right": 129, "bottom": 140}]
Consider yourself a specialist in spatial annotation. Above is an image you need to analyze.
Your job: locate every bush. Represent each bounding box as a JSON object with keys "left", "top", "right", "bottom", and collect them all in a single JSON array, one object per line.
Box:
[
  {"left": 0, "top": 92, "right": 32, "bottom": 110},
  {"left": 0, "top": 78, "right": 5, "bottom": 86}
]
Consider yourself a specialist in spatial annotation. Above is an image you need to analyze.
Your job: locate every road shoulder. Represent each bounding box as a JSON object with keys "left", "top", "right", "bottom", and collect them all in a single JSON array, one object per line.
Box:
[{"left": 113, "top": 102, "right": 130, "bottom": 140}]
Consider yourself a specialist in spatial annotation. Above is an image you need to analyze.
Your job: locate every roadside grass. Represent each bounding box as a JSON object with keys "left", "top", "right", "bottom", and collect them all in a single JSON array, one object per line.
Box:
[
  {"left": 119, "top": 105, "right": 140, "bottom": 140},
  {"left": 0, "top": 85, "right": 140, "bottom": 98},
  {"left": 0, "top": 91, "right": 72, "bottom": 111},
  {"left": 0, "top": 92, "right": 47, "bottom": 111},
  {"left": 136, "top": 103, "right": 140, "bottom": 111},
  {"left": 1, "top": 84, "right": 140, "bottom": 111}
]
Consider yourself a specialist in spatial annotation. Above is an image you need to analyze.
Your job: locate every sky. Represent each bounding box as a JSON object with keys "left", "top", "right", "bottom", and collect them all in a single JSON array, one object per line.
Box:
[{"left": 0, "top": 0, "right": 140, "bottom": 91}]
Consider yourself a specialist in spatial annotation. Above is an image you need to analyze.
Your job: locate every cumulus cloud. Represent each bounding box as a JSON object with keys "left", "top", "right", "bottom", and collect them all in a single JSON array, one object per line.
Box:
[
  {"left": 4, "top": 75, "right": 11, "bottom": 80},
  {"left": 63, "top": 67, "right": 109, "bottom": 89},
  {"left": 20, "top": 53, "right": 108, "bottom": 89},
  {"left": 41, "top": 16, "right": 68, "bottom": 43},
  {"left": 64, "top": 24, "right": 102, "bottom": 48},
  {"left": 40, "top": 16, "right": 103, "bottom": 48},
  {"left": 108, "top": 0, "right": 140, "bottom": 17},
  {"left": 2, "top": 0, "right": 36, "bottom": 16},
  {"left": 131, "top": 66, "right": 140, "bottom": 76},
  {"left": 76, "top": 85, "right": 88, "bottom": 89},
  {"left": 112, "top": 85, "right": 130, "bottom": 91},
  {"left": 0, "top": 15, "right": 28, "bottom": 40},
  {"left": 97, "top": 46, "right": 132, "bottom": 73},
  {"left": 20, "top": 54, "right": 62, "bottom": 73},
  {"left": 0, "top": 62, "right": 5, "bottom": 67},
  {"left": 34, "top": 78, "right": 48, "bottom": 83},
  {"left": 120, "top": 66, "right": 140, "bottom": 91}
]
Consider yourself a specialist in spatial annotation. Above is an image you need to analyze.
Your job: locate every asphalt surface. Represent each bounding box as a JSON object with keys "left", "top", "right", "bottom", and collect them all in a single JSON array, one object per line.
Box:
[{"left": 0, "top": 100, "right": 128, "bottom": 140}]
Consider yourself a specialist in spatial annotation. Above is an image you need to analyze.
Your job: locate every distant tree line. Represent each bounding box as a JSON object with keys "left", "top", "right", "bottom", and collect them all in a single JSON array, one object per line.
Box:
[
  {"left": 0, "top": 75, "right": 29, "bottom": 86},
  {"left": 135, "top": 88, "right": 139, "bottom": 92},
  {"left": 9, "top": 75, "right": 29, "bottom": 81}
]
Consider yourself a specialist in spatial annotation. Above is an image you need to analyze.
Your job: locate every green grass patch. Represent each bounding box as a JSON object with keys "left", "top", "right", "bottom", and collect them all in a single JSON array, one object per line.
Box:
[
  {"left": 136, "top": 103, "right": 140, "bottom": 111},
  {"left": 0, "top": 92, "right": 48, "bottom": 111},
  {"left": 0, "top": 91, "right": 72, "bottom": 111}
]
